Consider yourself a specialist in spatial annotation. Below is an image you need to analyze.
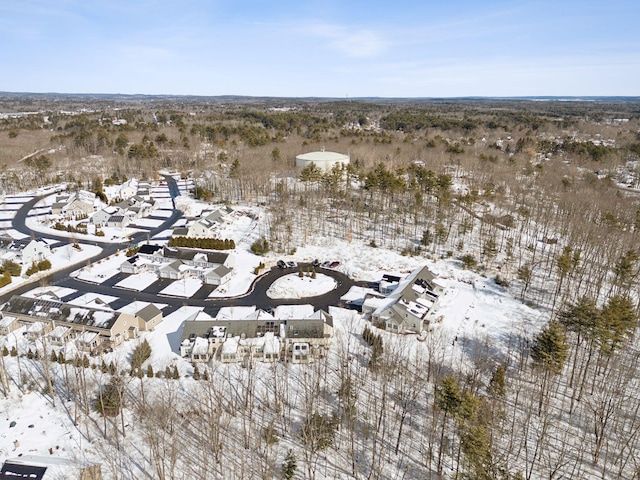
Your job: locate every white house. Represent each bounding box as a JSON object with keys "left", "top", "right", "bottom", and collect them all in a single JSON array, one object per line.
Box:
[
  {"left": 0, "top": 237, "right": 51, "bottom": 267},
  {"left": 118, "top": 179, "right": 139, "bottom": 200},
  {"left": 186, "top": 208, "right": 233, "bottom": 239},
  {"left": 371, "top": 266, "right": 444, "bottom": 334}
]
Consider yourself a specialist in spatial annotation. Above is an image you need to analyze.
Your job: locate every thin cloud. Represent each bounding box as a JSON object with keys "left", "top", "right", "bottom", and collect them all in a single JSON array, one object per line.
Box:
[{"left": 303, "top": 23, "right": 390, "bottom": 58}]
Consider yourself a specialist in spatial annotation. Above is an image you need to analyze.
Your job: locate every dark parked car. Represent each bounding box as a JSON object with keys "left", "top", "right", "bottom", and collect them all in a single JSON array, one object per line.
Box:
[
  {"left": 312, "top": 259, "right": 320, "bottom": 267},
  {"left": 330, "top": 261, "right": 341, "bottom": 268},
  {"left": 277, "top": 260, "right": 287, "bottom": 269}
]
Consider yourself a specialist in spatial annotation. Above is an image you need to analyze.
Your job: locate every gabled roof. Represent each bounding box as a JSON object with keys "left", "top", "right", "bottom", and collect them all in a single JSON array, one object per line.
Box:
[
  {"left": 210, "top": 264, "right": 231, "bottom": 277},
  {"left": 138, "top": 244, "right": 163, "bottom": 255},
  {"left": 137, "top": 303, "right": 162, "bottom": 321},
  {"left": 161, "top": 246, "right": 229, "bottom": 265},
  {"left": 172, "top": 227, "right": 189, "bottom": 236}
]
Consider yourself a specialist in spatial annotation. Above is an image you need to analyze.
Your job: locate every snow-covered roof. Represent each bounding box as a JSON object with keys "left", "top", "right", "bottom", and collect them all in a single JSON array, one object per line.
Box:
[
  {"left": 48, "top": 325, "right": 70, "bottom": 338},
  {"left": 191, "top": 337, "right": 209, "bottom": 356},
  {"left": 76, "top": 331, "right": 98, "bottom": 343},
  {"left": 273, "top": 304, "right": 315, "bottom": 320},
  {"left": 263, "top": 332, "right": 280, "bottom": 355},
  {"left": 216, "top": 306, "right": 256, "bottom": 320},
  {"left": 221, "top": 336, "right": 239, "bottom": 354}
]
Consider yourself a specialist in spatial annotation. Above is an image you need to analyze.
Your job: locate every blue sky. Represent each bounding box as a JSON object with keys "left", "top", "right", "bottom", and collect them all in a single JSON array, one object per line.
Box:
[{"left": 1, "top": 0, "right": 638, "bottom": 97}]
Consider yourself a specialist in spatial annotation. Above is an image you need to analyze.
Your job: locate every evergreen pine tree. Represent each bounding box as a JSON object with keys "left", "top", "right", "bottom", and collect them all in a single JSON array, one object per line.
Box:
[
  {"left": 282, "top": 449, "right": 297, "bottom": 480},
  {"left": 487, "top": 365, "right": 505, "bottom": 398},
  {"left": 531, "top": 320, "right": 569, "bottom": 374}
]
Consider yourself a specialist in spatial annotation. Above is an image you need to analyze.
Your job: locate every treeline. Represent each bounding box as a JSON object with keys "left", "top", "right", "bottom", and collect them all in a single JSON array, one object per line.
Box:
[{"left": 168, "top": 236, "right": 236, "bottom": 250}]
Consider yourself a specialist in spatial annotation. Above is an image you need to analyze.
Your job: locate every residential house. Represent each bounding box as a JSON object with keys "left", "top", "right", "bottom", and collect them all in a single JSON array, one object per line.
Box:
[
  {"left": 122, "top": 246, "right": 235, "bottom": 286},
  {"left": 204, "top": 264, "right": 232, "bottom": 286},
  {"left": 118, "top": 179, "right": 138, "bottom": 200},
  {"left": 106, "top": 215, "right": 129, "bottom": 229},
  {"left": 54, "top": 190, "right": 96, "bottom": 218},
  {"left": 186, "top": 207, "right": 233, "bottom": 239},
  {"left": 1, "top": 295, "right": 163, "bottom": 354},
  {"left": 90, "top": 206, "right": 121, "bottom": 228},
  {"left": 371, "top": 266, "right": 444, "bottom": 333},
  {"left": 180, "top": 305, "right": 333, "bottom": 364},
  {"left": 0, "top": 236, "right": 51, "bottom": 266},
  {"left": 133, "top": 304, "right": 163, "bottom": 331},
  {"left": 26, "top": 321, "right": 51, "bottom": 341}
]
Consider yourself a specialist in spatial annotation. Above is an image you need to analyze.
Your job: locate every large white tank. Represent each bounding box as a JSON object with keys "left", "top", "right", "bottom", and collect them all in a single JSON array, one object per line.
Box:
[{"left": 295, "top": 150, "right": 350, "bottom": 172}]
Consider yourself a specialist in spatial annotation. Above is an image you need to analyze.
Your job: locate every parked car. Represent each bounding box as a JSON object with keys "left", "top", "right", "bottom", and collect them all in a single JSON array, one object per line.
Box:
[
  {"left": 287, "top": 261, "right": 297, "bottom": 268},
  {"left": 312, "top": 259, "right": 320, "bottom": 267},
  {"left": 277, "top": 260, "right": 287, "bottom": 269},
  {"left": 330, "top": 261, "right": 341, "bottom": 268},
  {"left": 320, "top": 261, "right": 331, "bottom": 268}
]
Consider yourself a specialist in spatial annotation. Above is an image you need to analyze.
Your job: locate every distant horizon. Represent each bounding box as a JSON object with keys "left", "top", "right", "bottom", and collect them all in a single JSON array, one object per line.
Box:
[
  {"left": 1, "top": 1, "right": 638, "bottom": 98},
  {"left": 1, "top": 91, "right": 639, "bottom": 102}
]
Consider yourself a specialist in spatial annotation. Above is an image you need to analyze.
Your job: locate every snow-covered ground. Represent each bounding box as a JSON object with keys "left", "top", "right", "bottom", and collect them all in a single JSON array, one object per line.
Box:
[{"left": 266, "top": 273, "right": 337, "bottom": 299}]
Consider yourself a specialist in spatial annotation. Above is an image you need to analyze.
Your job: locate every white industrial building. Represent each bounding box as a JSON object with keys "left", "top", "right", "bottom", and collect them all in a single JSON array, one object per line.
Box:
[{"left": 295, "top": 150, "right": 350, "bottom": 172}]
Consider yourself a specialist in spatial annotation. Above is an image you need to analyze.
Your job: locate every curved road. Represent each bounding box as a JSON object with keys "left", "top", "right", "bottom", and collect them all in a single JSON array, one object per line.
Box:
[{"left": 1, "top": 178, "right": 359, "bottom": 314}]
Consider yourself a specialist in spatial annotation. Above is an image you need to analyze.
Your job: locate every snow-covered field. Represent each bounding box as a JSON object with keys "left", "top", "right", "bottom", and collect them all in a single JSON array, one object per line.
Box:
[{"left": 267, "top": 273, "right": 337, "bottom": 299}]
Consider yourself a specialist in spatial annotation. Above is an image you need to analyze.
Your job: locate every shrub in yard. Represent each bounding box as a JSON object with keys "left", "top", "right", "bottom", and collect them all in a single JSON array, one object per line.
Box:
[
  {"left": 0, "top": 271, "right": 11, "bottom": 287},
  {"left": 37, "top": 259, "right": 51, "bottom": 271},
  {"left": 250, "top": 238, "right": 270, "bottom": 256},
  {"left": 2, "top": 260, "right": 21, "bottom": 276},
  {"left": 25, "top": 263, "right": 39, "bottom": 277}
]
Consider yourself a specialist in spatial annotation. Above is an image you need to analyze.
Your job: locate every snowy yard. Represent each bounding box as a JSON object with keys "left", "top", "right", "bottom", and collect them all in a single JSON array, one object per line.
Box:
[{"left": 267, "top": 273, "right": 337, "bottom": 299}]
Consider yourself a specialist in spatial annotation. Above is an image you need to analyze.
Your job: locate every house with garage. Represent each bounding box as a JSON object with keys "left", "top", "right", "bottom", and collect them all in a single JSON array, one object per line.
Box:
[
  {"left": 116, "top": 302, "right": 163, "bottom": 339},
  {"left": 53, "top": 190, "right": 97, "bottom": 218},
  {"left": 90, "top": 206, "right": 122, "bottom": 228},
  {"left": 122, "top": 246, "right": 236, "bottom": 286},
  {"left": 186, "top": 207, "right": 233, "bottom": 238},
  {"left": 0, "top": 237, "right": 52, "bottom": 270},
  {"left": 371, "top": 265, "right": 445, "bottom": 333}
]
